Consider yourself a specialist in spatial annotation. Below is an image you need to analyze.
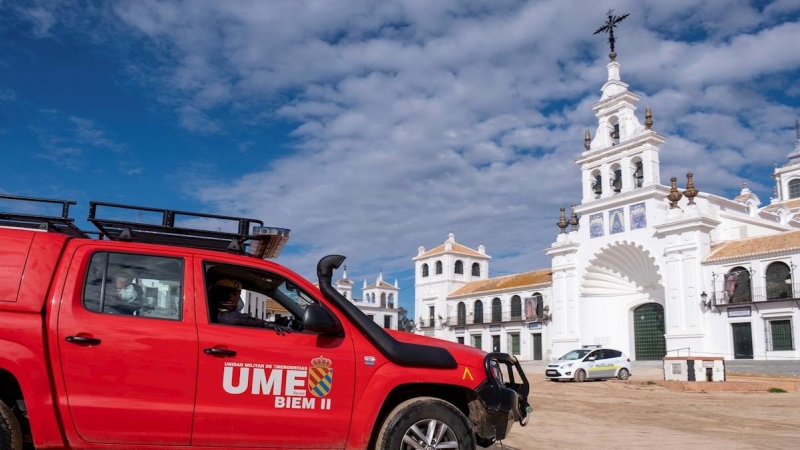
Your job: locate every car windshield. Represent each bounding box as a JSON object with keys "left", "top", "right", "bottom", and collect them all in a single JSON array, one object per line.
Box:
[{"left": 558, "top": 349, "right": 591, "bottom": 360}]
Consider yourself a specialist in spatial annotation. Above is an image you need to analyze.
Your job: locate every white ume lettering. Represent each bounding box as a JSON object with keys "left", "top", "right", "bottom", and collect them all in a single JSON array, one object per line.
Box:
[
  {"left": 222, "top": 366, "right": 334, "bottom": 410},
  {"left": 223, "top": 367, "right": 306, "bottom": 396}
]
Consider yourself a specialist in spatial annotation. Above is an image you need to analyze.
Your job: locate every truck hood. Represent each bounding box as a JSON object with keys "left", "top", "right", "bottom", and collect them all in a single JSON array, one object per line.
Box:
[{"left": 385, "top": 329, "right": 487, "bottom": 366}]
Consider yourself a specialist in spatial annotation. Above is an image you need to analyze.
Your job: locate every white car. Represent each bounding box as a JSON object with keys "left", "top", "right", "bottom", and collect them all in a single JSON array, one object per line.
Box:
[{"left": 545, "top": 346, "right": 632, "bottom": 382}]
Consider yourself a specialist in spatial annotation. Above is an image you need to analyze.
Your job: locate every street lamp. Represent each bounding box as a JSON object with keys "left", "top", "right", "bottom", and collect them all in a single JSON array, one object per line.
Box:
[{"left": 700, "top": 291, "right": 713, "bottom": 311}]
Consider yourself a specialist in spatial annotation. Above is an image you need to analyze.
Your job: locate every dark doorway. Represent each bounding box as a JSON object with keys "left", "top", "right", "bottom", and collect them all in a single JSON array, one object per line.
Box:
[
  {"left": 491, "top": 335, "right": 500, "bottom": 353},
  {"left": 633, "top": 303, "right": 666, "bottom": 360},
  {"left": 732, "top": 322, "right": 754, "bottom": 359},
  {"left": 532, "top": 334, "right": 542, "bottom": 361}
]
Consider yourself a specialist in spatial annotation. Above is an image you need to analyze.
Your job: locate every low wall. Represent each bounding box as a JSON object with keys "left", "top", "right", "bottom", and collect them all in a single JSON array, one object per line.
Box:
[{"left": 725, "top": 360, "right": 800, "bottom": 377}]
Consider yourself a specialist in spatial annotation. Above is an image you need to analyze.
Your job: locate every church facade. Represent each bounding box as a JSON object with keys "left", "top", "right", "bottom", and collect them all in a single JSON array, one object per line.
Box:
[{"left": 414, "top": 55, "right": 800, "bottom": 362}]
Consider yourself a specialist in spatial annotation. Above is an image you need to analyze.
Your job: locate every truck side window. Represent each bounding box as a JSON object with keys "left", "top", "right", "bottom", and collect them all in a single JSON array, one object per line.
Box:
[
  {"left": 204, "top": 263, "right": 318, "bottom": 331},
  {"left": 83, "top": 252, "right": 184, "bottom": 320}
]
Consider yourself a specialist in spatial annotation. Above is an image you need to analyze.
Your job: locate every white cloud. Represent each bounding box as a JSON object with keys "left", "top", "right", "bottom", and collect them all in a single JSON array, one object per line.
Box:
[
  {"left": 14, "top": 1, "right": 800, "bottom": 300},
  {"left": 21, "top": 7, "right": 57, "bottom": 37},
  {"left": 0, "top": 88, "right": 15, "bottom": 102},
  {"left": 30, "top": 111, "right": 130, "bottom": 171},
  {"left": 105, "top": 1, "right": 798, "bottom": 280}
]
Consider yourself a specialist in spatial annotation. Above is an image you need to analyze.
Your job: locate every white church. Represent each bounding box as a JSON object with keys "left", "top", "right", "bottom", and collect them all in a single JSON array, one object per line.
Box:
[
  {"left": 334, "top": 267, "right": 400, "bottom": 330},
  {"left": 414, "top": 53, "right": 800, "bottom": 362}
]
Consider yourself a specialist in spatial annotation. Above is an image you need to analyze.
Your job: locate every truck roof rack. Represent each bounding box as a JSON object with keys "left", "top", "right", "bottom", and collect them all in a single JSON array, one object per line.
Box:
[
  {"left": 0, "top": 194, "right": 89, "bottom": 238},
  {"left": 0, "top": 194, "right": 290, "bottom": 258},
  {"left": 87, "top": 201, "right": 290, "bottom": 258}
]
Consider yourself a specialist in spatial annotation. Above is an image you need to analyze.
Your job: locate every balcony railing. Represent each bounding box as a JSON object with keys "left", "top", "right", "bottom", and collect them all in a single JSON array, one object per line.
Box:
[
  {"left": 447, "top": 307, "right": 533, "bottom": 326},
  {"left": 712, "top": 284, "right": 800, "bottom": 306}
]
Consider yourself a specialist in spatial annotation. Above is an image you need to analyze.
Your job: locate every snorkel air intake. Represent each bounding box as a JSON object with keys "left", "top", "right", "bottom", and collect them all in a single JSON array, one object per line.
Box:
[{"left": 317, "top": 255, "right": 457, "bottom": 369}]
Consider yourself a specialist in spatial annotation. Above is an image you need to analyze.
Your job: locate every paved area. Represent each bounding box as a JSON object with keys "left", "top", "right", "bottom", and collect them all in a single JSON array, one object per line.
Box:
[{"left": 488, "top": 360, "right": 800, "bottom": 449}]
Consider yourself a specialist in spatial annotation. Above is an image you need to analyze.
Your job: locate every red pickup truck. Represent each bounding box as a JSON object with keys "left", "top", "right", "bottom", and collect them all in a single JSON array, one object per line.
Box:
[{"left": 0, "top": 195, "right": 530, "bottom": 450}]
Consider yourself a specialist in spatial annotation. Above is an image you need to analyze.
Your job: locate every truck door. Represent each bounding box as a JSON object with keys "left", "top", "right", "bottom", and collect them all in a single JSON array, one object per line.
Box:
[
  {"left": 192, "top": 259, "right": 356, "bottom": 448},
  {"left": 56, "top": 248, "right": 198, "bottom": 445}
]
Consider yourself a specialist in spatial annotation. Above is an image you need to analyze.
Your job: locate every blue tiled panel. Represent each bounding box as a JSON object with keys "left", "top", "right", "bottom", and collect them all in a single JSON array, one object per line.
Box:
[
  {"left": 630, "top": 202, "right": 647, "bottom": 229},
  {"left": 590, "top": 213, "right": 604, "bottom": 238}
]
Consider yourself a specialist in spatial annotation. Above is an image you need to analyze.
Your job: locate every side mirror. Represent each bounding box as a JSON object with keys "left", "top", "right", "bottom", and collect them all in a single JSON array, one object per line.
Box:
[{"left": 303, "top": 304, "right": 343, "bottom": 336}]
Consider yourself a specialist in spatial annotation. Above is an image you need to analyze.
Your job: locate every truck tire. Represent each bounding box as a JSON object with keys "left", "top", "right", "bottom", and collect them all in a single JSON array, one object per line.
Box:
[
  {"left": 375, "top": 397, "right": 476, "bottom": 450},
  {"left": 0, "top": 401, "right": 23, "bottom": 450}
]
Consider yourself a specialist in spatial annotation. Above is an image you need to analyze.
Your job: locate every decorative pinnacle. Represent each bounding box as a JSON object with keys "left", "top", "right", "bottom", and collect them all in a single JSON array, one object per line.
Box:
[
  {"left": 645, "top": 106, "right": 653, "bottom": 130},
  {"left": 667, "top": 177, "right": 683, "bottom": 208},
  {"left": 557, "top": 207, "right": 568, "bottom": 234},
  {"left": 569, "top": 205, "right": 580, "bottom": 231},
  {"left": 584, "top": 130, "right": 591, "bottom": 150},
  {"left": 684, "top": 172, "right": 699, "bottom": 205}
]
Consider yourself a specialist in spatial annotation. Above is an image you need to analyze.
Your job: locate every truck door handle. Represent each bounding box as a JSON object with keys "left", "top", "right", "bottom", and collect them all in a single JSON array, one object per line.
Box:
[
  {"left": 203, "top": 348, "right": 237, "bottom": 357},
  {"left": 65, "top": 336, "right": 102, "bottom": 346}
]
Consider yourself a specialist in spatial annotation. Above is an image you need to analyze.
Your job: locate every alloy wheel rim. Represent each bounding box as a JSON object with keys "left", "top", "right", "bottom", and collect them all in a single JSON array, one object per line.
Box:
[{"left": 401, "top": 418, "right": 459, "bottom": 449}]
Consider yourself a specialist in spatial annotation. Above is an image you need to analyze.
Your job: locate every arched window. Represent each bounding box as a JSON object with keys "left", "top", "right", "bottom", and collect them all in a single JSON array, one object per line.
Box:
[
  {"left": 380, "top": 293, "right": 386, "bottom": 308},
  {"left": 491, "top": 298, "right": 501, "bottom": 322},
  {"left": 592, "top": 172, "right": 603, "bottom": 198},
  {"left": 435, "top": 261, "right": 443, "bottom": 275},
  {"left": 457, "top": 302, "right": 466, "bottom": 325},
  {"left": 471, "top": 263, "right": 481, "bottom": 277},
  {"left": 474, "top": 300, "right": 483, "bottom": 324},
  {"left": 525, "top": 293, "right": 543, "bottom": 320},
  {"left": 790, "top": 179, "right": 800, "bottom": 199},
  {"left": 455, "top": 260, "right": 464, "bottom": 274},
  {"left": 609, "top": 118, "right": 620, "bottom": 145},
  {"left": 766, "top": 262, "right": 792, "bottom": 300},
  {"left": 610, "top": 164, "right": 622, "bottom": 193},
  {"left": 388, "top": 294, "right": 394, "bottom": 308},
  {"left": 422, "top": 264, "right": 429, "bottom": 277},
  {"left": 510, "top": 295, "right": 521, "bottom": 319},
  {"left": 632, "top": 159, "right": 644, "bottom": 188},
  {"left": 726, "top": 266, "right": 752, "bottom": 303}
]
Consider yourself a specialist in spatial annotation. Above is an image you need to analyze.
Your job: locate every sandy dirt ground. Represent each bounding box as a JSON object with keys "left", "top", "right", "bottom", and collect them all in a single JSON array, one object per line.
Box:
[{"left": 490, "top": 363, "right": 800, "bottom": 450}]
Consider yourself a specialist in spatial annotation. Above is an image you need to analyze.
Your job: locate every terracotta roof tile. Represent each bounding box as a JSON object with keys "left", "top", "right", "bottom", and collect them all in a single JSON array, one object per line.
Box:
[
  {"left": 763, "top": 198, "right": 800, "bottom": 212},
  {"left": 265, "top": 299, "right": 288, "bottom": 313},
  {"left": 449, "top": 269, "right": 552, "bottom": 297},
  {"left": 704, "top": 230, "right": 800, "bottom": 263},
  {"left": 417, "top": 242, "right": 487, "bottom": 259}
]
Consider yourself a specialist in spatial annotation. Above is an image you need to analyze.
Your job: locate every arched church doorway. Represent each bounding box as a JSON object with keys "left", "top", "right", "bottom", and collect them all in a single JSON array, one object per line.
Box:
[
  {"left": 633, "top": 303, "right": 666, "bottom": 360},
  {"left": 581, "top": 241, "right": 665, "bottom": 360}
]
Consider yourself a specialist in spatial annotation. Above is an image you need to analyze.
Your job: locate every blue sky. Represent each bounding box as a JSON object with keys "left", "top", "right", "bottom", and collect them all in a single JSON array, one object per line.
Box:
[{"left": 2, "top": 0, "right": 800, "bottom": 315}]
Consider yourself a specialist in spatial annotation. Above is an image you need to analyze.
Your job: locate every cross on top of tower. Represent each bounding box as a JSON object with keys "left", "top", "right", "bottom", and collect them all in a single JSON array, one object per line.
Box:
[{"left": 593, "top": 10, "right": 630, "bottom": 61}]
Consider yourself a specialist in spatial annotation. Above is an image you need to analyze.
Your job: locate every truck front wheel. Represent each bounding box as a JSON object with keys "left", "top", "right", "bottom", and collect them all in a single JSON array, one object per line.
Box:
[
  {"left": 375, "top": 397, "right": 476, "bottom": 450},
  {"left": 0, "top": 401, "right": 23, "bottom": 450}
]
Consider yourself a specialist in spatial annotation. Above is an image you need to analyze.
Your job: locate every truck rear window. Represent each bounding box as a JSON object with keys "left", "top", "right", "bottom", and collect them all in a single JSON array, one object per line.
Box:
[{"left": 83, "top": 252, "right": 184, "bottom": 320}]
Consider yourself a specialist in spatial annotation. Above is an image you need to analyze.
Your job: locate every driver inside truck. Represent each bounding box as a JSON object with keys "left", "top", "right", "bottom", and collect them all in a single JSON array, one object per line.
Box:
[
  {"left": 108, "top": 268, "right": 144, "bottom": 315},
  {"left": 211, "top": 278, "right": 291, "bottom": 335}
]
